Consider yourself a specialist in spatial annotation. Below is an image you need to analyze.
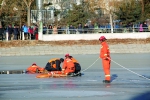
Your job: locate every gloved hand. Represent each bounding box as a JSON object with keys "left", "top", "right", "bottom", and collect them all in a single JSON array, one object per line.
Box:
[{"left": 62, "top": 69, "right": 65, "bottom": 74}]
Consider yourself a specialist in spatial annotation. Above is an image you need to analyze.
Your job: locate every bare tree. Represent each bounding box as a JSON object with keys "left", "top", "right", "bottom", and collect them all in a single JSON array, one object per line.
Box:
[
  {"left": 85, "top": 0, "right": 120, "bottom": 33},
  {"left": 141, "top": 0, "right": 144, "bottom": 20},
  {"left": 0, "top": 0, "right": 6, "bottom": 25},
  {"left": 0, "top": 0, "right": 6, "bottom": 15},
  {"left": 23, "top": 0, "right": 34, "bottom": 26}
]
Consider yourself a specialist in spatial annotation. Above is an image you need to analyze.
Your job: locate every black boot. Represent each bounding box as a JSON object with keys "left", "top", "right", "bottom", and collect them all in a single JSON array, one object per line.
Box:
[
  {"left": 103, "top": 80, "right": 111, "bottom": 83},
  {"left": 68, "top": 73, "right": 75, "bottom": 77},
  {"left": 78, "top": 72, "right": 82, "bottom": 76},
  {"left": 76, "top": 72, "right": 81, "bottom": 76}
]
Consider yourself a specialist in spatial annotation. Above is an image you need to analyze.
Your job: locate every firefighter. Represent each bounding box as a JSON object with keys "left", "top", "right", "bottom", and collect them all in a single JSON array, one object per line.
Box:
[
  {"left": 64, "top": 54, "right": 81, "bottom": 76},
  {"left": 62, "top": 55, "right": 75, "bottom": 75},
  {"left": 26, "top": 63, "right": 44, "bottom": 73},
  {"left": 99, "top": 36, "right": 111, "bottom": 83},
  {"left": 45, "top": 58, "right": 64, "bottom": 71}
]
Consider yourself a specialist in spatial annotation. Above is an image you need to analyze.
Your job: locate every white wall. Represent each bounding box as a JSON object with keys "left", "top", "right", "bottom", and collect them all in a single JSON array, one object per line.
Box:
[{"left": 42, "top": 32, "right": 150, "bottom": 41}]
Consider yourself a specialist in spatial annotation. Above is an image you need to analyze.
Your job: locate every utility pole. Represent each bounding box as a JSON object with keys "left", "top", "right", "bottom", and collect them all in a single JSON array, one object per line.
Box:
[{"left": 36, "top": 0, "right": 43, "bottom": 40}]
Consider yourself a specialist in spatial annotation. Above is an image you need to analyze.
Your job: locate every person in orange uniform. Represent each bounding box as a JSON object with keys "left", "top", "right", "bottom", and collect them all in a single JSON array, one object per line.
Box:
[
  {"left": 65, "top": 54, "right": 81, "bottom": 75},
  {"left": 62, "top": 54, "right": 75, "bottom": 75},
  {"left": 99, "top": 36, "right": 111, "bottom": 83},
  {"left": 27, "top": 63, "right": 44, "bottom": 74}
]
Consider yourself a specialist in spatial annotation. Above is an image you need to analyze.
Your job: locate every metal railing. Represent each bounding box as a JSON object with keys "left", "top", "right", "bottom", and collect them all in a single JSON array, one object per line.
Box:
[
  {"left": 1, "top": 27, "right": 149, "bottom": 41},
  {"left": 43, "top": 27, "right": 150, "bottom": 34}
]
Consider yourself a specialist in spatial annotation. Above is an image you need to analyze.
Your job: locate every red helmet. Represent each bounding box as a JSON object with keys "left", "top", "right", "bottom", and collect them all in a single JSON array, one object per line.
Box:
[
  {"left": 99, "top": 36, "right": 107, "bottom": 41},
  {"left": 32, "top": 63, "right": 36, "bottom": 65},
  {"left": 65, "top": 53, "right": 70, "bottom": 57}
]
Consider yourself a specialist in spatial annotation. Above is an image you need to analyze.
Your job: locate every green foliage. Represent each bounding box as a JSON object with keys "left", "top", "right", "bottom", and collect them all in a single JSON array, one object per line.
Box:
[
  {"left": 115, "top": 0, "right": 142, "bottom": 26},
  {"left": 143, "top": 0, "right": 150, "bottom": 19},
  {"left": 115, "top": 0, "right": 150, "bottom": 26},
  {"left": 59, "top": 4, "right": 92, "bottom": 27}
]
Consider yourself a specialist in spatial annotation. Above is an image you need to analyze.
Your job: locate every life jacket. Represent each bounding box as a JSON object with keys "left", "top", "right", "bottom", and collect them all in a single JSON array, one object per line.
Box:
[
  {"left": 70, "top": 57, "right": 81, "bottom": 73},
  {"left": 27, "top": 65, "right": 44, "bottom": 72},
  {"left": 71, "top": 57, "right": 78, "bottom": 63},
  {"left": 48, "top": 58, "right": 60, "bottom": 69}
]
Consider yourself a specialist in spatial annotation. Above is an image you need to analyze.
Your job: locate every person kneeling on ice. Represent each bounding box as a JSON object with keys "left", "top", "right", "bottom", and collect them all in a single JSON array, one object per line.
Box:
[
  {"left": 62, "top": 55, "right": 75, "bottom": 76},
  {"left": 45, "top": 58, "right": 64, "bottom": 71},
  {"left": 64, "top": 54, "right": 81, "bottom": 76},
  {"left": 26, "top": 63, "right": 44, "bottom": 73}
]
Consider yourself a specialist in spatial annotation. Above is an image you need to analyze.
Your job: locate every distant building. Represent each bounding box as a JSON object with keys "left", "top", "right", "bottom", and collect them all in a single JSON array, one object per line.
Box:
[{"left": 31, "top": 0, "right": 82, "bottom": 24}]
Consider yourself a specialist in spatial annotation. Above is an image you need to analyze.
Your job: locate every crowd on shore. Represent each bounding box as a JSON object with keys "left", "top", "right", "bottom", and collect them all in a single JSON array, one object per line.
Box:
[{"left": 0, "top": 22, "right": 150, "bottom": 41}]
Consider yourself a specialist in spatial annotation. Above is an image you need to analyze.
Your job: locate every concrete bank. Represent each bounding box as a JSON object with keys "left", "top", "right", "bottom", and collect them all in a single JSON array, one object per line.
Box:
[
  {"left": 0, "top": 43, "right": 150, "bottom": 56},
  {"left": 42, "top": 33, "right": 150, "bottom": 41},
  {"left": 5, "top": 32, "right": 150, "bottom": 41}
]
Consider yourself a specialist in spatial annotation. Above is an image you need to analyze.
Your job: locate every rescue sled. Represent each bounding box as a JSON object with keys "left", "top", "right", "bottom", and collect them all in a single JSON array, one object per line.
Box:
[{"left": 36, "top": 71, "right": 82, "bottom": 78}]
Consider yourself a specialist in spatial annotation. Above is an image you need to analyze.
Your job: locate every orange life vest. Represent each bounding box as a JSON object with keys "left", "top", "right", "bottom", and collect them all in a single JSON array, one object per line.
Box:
[{"left": 48, "top": 58, "right": 60, "bottom": 69}]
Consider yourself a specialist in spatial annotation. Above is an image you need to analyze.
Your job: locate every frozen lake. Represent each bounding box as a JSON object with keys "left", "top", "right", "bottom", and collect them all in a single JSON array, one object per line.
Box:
[{"left": 0, "top": 54, "right": 150, "bottom": 100}]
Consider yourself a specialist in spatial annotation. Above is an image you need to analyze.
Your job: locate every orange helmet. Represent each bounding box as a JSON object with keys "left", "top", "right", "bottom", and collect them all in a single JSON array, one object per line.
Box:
[{"left": 99, "top": 36, "right": 107, "bottom": 41}]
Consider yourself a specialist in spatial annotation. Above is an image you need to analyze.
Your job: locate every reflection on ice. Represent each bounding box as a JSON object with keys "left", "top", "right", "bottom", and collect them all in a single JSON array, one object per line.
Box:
[{"left": 0, "top": 90, "right": 115, "bottom": 97}]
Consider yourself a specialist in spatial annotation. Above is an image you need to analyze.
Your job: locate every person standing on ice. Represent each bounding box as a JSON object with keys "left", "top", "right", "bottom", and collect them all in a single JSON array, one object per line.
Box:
[{"left": 99, "top": 36, "right": 111, "bottom": 83}]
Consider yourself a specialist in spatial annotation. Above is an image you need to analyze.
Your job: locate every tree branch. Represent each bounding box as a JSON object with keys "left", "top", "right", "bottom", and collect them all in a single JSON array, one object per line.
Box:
[{"left": 23, "top": 0, "right": 28, "bottom": 7}]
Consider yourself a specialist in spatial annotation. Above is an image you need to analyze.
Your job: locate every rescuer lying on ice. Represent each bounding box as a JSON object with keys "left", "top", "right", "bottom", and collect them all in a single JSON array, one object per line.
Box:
[
  {"left": 26, "top": 63, "right": 44, "bottom": 74},
  {"left": 36, "top": 55, "right": 81, "bottom": 78}
]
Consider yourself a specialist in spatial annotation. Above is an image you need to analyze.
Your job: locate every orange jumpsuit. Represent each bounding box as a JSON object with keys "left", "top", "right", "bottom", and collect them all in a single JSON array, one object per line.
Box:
[
  {"left": 100, "top": 41, "right": 111, "bottom": 81},
  {"left": 27, "top": 65, "right": 44, "bottom": 73},
  {"left": 62, "top": 58, "right": 75, "bottom": 75}
]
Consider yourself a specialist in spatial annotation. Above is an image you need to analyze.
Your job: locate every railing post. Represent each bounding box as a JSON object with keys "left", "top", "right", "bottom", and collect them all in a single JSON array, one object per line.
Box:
[
  {"left": 20, "top": 31, "right": 21, "bottom": 40},
  {"left": 6, "top": 32, "right": 8, "bottom": 41},
  {"left": 22, "top": 32, "right": 24, "bottom": 40},
  {"left": 133, "top": 25, "right": 135, "bottom": 33},
  {"left": 66, "top": 28, "right": 68, "bottom": 34}
]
